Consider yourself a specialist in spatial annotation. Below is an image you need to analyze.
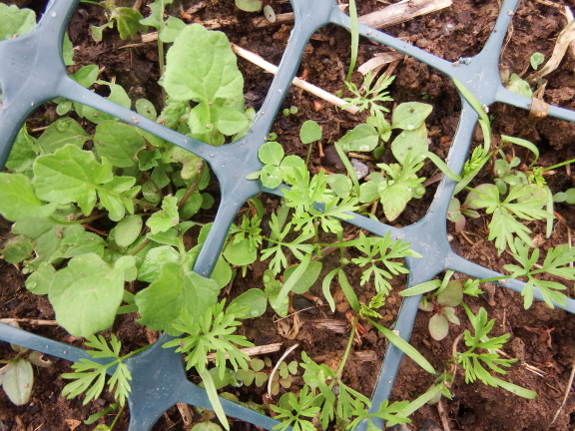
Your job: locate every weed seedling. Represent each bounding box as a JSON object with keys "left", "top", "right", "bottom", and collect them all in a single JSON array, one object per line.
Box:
[{"left": 0, "top": 324, "right": 52, "bottom": 406}]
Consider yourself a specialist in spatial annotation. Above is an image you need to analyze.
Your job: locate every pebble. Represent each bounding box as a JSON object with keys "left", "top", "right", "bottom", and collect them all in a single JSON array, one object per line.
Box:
[{"left": 351, "top": 158, "right": 369, "bottom": 180}]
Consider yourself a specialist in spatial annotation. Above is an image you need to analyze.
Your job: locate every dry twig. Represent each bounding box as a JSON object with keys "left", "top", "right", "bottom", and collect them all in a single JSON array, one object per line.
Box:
[{"left": 550, "top": 360, "right": 575, "bottom": 425}]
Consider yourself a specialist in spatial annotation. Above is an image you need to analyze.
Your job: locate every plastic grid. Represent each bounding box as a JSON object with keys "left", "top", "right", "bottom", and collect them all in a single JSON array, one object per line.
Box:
[{"left": 1, "top": 0, "right": 575, "bottom": 429}]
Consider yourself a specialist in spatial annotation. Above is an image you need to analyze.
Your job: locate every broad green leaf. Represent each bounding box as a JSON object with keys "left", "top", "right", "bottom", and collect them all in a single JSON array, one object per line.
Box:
[
  {"left": 2, "top": 359, "right": 33, "bottom": 405},
  {"left": 211, "top": 256, "right": 233, "bottom": 289},
  {"left": 25, "top": 262, "right": 55, "bottom": 294},
  {"left": 212, "top": 105, "right": 248, "bottom": 136},
  {"left": 114, "top": 215, "right": 143, "bottom": 247},
  {"left": 138, "top": 245, "right": 180, "bottom": 283},
  {"left": 391, "top": 124, "right": 428, "bottom": 164},
  {"left": 147, "top": 196, "right": 179, "bottom": 234},
  {"left": 159, "top": 16, "right": 187, "bottom": 43},
  {"left": 258, "top": 141, "right": 284, "bottom": 166},
  {"left": 135, "top": 98, "right": 157, "bottom": 121},
  {"left": 98, "top": 176, "right": 139, "bottom": 222},
  {"left": 284, "top": 260, "right": 322, "bottom": 294},
  {"left": 230, "top": 288, "right": 267, "bottom": 318},
  {"left": 94, "top": 121, "right": 146, "bottom": 168},
  {"left": 37, "top": 118, "right": 90, "bottom": 154},
  {"left": 325, "top": 174, "right": 352, "bottom": 198},
  {"left": 6, "top": 127, "right": 38, "bottom": 173},
  {"left": 224, "top": 238, "right": 257, "bottom": 266},
  {"left": 391, "top": 102, "right": 432, "bottom": 130},
  {"left": 163, "top": 24, "right": 244, "bottom": 103},
  {"left": 80, "top": 81, "right": 131, "bottom": 124},
  {"left": 506, "top": 74, "right": 533, "bottom": 98},
  {"left": 70, "top": 65, "right": 99, "bottom": 88},
  {"left": 2, "top": 235, "right": 34, "bottom": 264},
  {"left": 164, "top": 147, "right": 203, "bottom": 180},
  {"left": 530, "top": 52, "right": 545, "bottom": 70},
  {"left": 13, "top": 212, "right": 84, "bottom": 269},
  {"left": 139, "top": 0, "right": 175, "bottom": 28},
  {"left": 300, "top": 120, "right": 322, "bottom": 144},
  {"left": 0, "top": 4, "right": 36, "bottom": 40},
  {"left": 115, "top": 7, "right": 147, "bottom": 40},
  {"left": 338, "top": 124, "right": 379, "bottom": 152},
  {"left": 57, "top": 231, "right": 106, "bottom": 259},
  {"left": 0, "top": 173, "right": 57, "bottom": 221},
  {"left": 49, "top": 253, "right": 132, "bottom": 337},
  {"left": 33, "top": 145, "right": 113, "bottom": 216},
  {"left": 135, "top": 263, "right": 220, "bottom": 333},
  {"left": 176, "top": 189, "right": 202, "bottom": 220}
]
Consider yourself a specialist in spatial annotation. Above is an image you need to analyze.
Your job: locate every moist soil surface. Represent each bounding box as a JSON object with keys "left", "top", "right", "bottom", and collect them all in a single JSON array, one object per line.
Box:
[{"left": 1, "top": 0, "right": 575, "bottom": 430}]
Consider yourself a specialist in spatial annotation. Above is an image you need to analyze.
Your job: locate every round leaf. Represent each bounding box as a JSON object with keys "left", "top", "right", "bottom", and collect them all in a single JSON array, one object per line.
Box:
[
  {"left": 338, "top": 124, "right": 379, "bottom": 152},
  {"left": 390, "top": 124, "right": 428, "bottom": 164},
  {"left": 391, "top": 102, "right": 432, "bottom": 130},
  {"left": 429, "top": 313, "right": 449, "bottom": 341},
  {"left": 260, "top": 165, "right": 283, "bottom": 189},
  {"left": 224, "top": 238, "right": 257, "bottom": 266},
  {"left": 258, "top": 141, "right": 284, "bottom": 166},
  {"left": 300, "top": 120, "right": 322, "bottom": 144},
  {"left": 135, "top": 99, "right": 157, "bottom": 121}
]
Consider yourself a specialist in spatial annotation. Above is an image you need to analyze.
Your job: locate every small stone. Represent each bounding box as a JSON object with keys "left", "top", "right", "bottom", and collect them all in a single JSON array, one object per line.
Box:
[{"left": 351, "top": 158, "right": 369, "bottom": 180}]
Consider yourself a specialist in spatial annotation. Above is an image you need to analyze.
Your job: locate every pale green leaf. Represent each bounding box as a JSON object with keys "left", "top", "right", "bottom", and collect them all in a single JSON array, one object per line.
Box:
[
  {"left": 2, "top": 235, "right": 34, "bottom": 264},
  {"left": 37, "top": 118, "right": 89, "bottom": 154},
  {"left": 0, "top": 4, "right": 36, "bottom": 40},
  {"left": 135, "top": 263, "right": 220, "bottom": 333},
  {"left": 146, "top": 196, "right": 179, "bottom": 234},
  {"left": 300, "top": 120, "right": 322, "bottom": 144},
  {"left": 391, "top": 102, "right": 432, "bottom": 130},
  {"left": 0, "top": 173, "right": 56, "bottom": 221},
  {"left": 163, "top": 24, "right": 244, "bottom": 103},
  {"left": 33, "top": 145, "right": 113, "bottom": 216},
  {"left": 49, "top": 253, "right": 129, "bottom": 337},
  {"left": 338, "top": 124, "right": 379, "bottom": 152},
  {"left": 2, "top": 359, "right": 33, "bottom": 405},
  {"left": 94, "top": 121, "right": 146, "bottom": 168}
]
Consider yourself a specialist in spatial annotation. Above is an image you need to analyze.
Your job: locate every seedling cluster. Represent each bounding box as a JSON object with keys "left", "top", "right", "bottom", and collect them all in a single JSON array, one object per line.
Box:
[{"left": 0, "top": 2, "right": 574, "bottom": 431}]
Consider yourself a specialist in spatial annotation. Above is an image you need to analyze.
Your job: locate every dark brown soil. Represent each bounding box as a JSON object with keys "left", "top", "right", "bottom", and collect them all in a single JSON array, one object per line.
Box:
[{"left": 1, "top": 0, "right": 575, "bottom": 430}]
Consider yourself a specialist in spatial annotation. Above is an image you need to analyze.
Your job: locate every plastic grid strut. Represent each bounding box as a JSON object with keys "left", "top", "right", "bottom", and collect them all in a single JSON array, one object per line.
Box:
[{"left": 1, "top": 0, "right": 575, "bottom": 429}]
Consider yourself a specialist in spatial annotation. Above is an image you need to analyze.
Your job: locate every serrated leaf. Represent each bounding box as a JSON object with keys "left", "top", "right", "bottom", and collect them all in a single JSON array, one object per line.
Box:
[
  {"left": 49, "top": 253, "right": 130, "bottom": 337},
  {"left": 135, "top": 263, "right": 220, "bottom": 333},
  {"left": 33, "top": 145, "right": 113, "bottom": 216},
  {"left": 2, "top": 359, "right": 33, "bottom": 405},
  {"left": 0, "top": 173, "right": 57, "bottom": 221},
  {"left": 147, "top": 196, "right": 179, "bottom": 234}
]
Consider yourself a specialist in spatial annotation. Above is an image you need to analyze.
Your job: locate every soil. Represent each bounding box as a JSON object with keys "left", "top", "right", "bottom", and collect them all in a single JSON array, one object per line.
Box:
[{"left": 1, "top": 0, "right": 575, "bottom": 430}]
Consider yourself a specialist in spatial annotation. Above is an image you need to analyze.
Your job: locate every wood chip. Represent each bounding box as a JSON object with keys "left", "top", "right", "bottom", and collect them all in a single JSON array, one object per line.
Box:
[{"left": 207, "top": 342, "right": 282, "bottom": 361}]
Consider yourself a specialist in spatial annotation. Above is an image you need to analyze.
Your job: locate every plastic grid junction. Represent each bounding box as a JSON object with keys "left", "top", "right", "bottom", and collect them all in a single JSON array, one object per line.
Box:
[{"left": 1, "top": 0, "right": 575, "bottom": 429}]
